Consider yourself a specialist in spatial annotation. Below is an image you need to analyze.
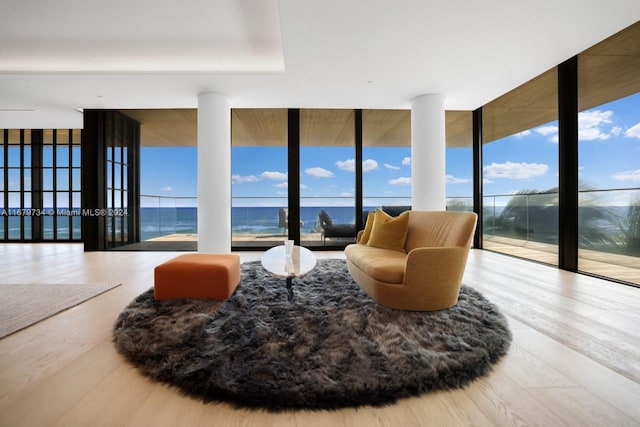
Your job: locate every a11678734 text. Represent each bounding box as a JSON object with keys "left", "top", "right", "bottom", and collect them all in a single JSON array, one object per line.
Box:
[{"left": 1, "top": 208, "right": 128, "bottom": 217}]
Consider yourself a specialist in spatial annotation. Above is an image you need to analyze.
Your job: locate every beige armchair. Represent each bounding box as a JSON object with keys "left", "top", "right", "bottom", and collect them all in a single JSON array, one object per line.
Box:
[{"left": 344, "top": 210, "right": 478, "bottom": 311}]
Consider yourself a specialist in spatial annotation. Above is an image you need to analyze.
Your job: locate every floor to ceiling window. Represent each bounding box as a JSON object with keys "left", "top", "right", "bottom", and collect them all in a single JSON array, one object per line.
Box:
[
  {"left": 1, "top": 128, "right": 82, "bottom": 242},
  {"left": 2, "top": 129, "right": 31, "bottom": 240},
  {"left": 139, "top": 146, "right": 197, "bottom": 242},
  {"left": 482, "top": 68, "right": 560, "bottom": 265},
  {"left": 445, "top": 111, "right": 473, "bottom": 212},
  {"left": 43, "top": 129, "right": 82, "bottom": 240},
  {"left": 362, "top": 110, "right": 412, "bottom": 214},
  {"left": 231, "top": 109, "right": 288, "bottom": 248},
  {"left": 300, "top": 109, "right": 356, "bottom": 247},
  {"left": 577, "top": 22, "right": 640, "bottom": 285}
]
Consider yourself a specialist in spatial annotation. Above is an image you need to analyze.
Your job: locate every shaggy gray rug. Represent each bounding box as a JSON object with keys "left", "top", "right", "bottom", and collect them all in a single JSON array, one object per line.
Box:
[{"left": 113, "top": 259, "right": 511, "bottom": 411}]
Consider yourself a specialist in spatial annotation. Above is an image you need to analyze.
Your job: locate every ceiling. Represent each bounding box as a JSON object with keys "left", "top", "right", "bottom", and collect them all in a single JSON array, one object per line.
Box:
[{"left": 1, "top": 0, "right": 639, "bottom": 129}]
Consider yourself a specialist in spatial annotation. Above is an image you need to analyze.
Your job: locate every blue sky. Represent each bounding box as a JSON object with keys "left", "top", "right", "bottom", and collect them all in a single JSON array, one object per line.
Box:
[
  {"left": 483, "top": 93, "right": 640, "bottom": 205},
  {"left": 141, "top": 93, "right": 640, "bottom": 207}
]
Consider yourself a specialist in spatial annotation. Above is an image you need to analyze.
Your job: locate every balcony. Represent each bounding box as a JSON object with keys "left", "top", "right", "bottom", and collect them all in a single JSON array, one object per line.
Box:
[{"left": 138, "top": 190, "right": 639, "bottom": 285}]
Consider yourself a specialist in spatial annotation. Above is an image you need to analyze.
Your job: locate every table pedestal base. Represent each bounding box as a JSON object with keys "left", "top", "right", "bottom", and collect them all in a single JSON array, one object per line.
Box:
[{"left": 286, "top": 276, "right": 294, "bottom": 302}]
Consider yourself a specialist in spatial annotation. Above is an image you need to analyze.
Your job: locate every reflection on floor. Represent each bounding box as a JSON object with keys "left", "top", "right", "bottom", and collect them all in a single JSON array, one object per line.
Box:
[
  {"left": 484, "top": 235, "right": 640, "bottom": 285},
  {"left": 113, "top": 233, "right": 356, "bottom": 251}
]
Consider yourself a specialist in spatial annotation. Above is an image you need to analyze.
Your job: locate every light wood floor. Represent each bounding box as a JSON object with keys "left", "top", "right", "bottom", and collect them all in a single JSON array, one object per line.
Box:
[{"left": 1, "top": 244, "right": 639, "bottom": 427}]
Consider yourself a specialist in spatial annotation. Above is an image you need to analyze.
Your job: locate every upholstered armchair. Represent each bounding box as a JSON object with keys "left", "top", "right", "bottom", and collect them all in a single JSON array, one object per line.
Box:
[{"left": 344, "top": 210, "right": 478, "bottom": 311}]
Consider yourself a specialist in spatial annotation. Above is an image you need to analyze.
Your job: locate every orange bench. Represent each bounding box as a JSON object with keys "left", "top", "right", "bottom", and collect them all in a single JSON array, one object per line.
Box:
[{"left": 154, "top": 253, "right": 241, "bottom": 300}]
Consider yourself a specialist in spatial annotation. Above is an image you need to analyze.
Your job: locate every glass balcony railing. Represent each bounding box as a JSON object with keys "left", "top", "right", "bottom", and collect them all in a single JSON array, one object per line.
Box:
[
  {"left": 143, "top": 194, "right": 468, "bottom": 244},
  {"left": 140, "top": 195, "right": 197, "bottom": 241},
  {"left": 482, "top": 187, "right": 640, "bottom": 284},
  {"left": 139, "top": 191, "right": 638, "bottom": 284},
  {"left": 481, "top": 188, "right": 640, "bottom": 256}
]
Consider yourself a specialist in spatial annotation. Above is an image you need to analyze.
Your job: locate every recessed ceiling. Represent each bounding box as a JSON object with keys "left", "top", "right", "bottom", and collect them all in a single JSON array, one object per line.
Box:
[
  {"left": 0, "top": 0, "right": 639, "bottom": 129},
  {"left": 0, "top": 0, "right": 283, "bottom": 73}
]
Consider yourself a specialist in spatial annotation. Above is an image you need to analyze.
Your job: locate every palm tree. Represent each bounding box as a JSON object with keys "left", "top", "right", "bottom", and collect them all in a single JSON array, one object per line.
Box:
[{"left": 493, "top": 184, "right": 621, "bottom": 248}]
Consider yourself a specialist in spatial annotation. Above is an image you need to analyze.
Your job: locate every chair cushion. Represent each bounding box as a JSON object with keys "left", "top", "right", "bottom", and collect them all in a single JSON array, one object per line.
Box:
[
  {"left": 367, "top": 209, "right": 409, "bottom": 252},
  {"left": 344, "top": 244, "right": 406, "bottom": 284}
]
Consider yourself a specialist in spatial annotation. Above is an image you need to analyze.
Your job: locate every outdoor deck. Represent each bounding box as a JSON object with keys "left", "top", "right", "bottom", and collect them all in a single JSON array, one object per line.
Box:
[{"left": 140, "top": 233, "right": 640, "bottom": 285}]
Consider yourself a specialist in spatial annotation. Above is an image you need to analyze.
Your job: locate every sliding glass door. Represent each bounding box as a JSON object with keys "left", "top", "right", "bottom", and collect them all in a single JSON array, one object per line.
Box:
[
  {"left": 231, "top": 109, "right": 289, "bottom": 248},
  {"left": 300, "top": 109, "right": 356, "bottom": 247}
]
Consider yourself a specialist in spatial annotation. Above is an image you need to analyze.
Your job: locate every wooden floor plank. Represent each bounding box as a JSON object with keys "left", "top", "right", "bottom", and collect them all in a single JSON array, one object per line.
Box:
[{"left": 0, "top": 244, "right": 639, "bottom": 426}]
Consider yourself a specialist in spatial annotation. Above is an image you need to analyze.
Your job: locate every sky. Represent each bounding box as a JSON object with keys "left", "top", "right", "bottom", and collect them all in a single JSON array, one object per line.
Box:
[{"left": 140, "top": 93, "right": 640, "bottom": 208}]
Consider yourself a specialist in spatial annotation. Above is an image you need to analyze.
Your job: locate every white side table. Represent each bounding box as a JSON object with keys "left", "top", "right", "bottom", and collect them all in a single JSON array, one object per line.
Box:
[{"left": 261, "top": 245, "right": 317, "bottom": 302}]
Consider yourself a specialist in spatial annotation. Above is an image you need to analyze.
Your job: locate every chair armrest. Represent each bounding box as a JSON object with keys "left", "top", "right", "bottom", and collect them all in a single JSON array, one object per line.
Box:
[
  {"left": 403, "top": 246, "right": 469, "bottom": 287},
  {"left": 356, "top": 230, "right": 364, "bottom": 243}
]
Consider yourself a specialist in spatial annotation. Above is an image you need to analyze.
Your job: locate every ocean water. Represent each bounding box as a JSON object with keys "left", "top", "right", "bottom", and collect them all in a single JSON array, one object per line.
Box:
[
  {"left": 2, "top": 206, "right": 360, "bottom": 241},
  {"left": 140, "top": 206, "right": 361, "bottom": 241}
]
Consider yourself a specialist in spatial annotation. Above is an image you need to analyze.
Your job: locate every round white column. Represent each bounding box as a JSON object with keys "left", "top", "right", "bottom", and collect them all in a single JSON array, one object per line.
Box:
[
  {"left": 197, "top": 92, "right": 231, "bottom": 253},
  {"left": 411, "top": 94, "right": 446, "bottom": 211}
]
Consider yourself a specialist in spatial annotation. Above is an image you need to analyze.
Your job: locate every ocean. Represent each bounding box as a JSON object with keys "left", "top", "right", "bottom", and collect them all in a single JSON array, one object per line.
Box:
[
  {"left": 141, "top": 206, "right": 361, "bottom": 241},
  {"left": 1, "top": 206, "right": 361, "bottom": 241}
]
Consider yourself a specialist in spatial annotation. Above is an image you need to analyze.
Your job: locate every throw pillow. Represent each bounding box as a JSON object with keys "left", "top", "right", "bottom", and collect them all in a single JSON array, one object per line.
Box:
[
  {"left": 359, "top": 211, "right": 375, "bottom": 244},
  {"left": 367, "top": 209, "right": 409, "bottom": 252}
]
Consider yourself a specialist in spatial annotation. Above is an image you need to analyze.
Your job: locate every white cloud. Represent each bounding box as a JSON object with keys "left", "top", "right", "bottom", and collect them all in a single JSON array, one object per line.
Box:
[
  {"left": 384, "top": 163, "right": 400, "bottom": 170},
  {"left": 515, "top": 130, "right": 532, "bottom": 138},
  {"left": 260, "top": 171, "right": 287, "bottom": 180},
  {"left": 389, "top": 177, "right": 411, "bottom": 186},
  {"left": 483, "top": 161, "right": 548, "bottom": 180},
  {"left": 612, "top": 169, "right": 640, "bottom": 182},
  {"left": 305, "top": 167, "right": 334, "bottom": 178},
  {"left": 446, "top": 175, "right": 471, "bottom": 184},
  {"left": 335, "top": 158, "right": 378, "bottom": 172},
  {"left": 161, "top": 186, "right": 173, "bottom": 192},
  {"left": 625, "top": 123, "right": 640, "bottom": 139},
  {"left": 535, "top": 125, "right": 558, "bottom": 136},
  {"left": 532, "top": 110, "right": 624, "bottom": 143},
  {"left": 274, "top": 182, "right": 288, "bottom": 188},
  {"left": 483, "top": 178, "right": 494, "bottom": 184},
  {"left": 232, "top": 174, "right": 259, "bottom": 183},
  {"left": 402, "top": 157, "right": 411, "bottom": 166},
  {"left": 300, "top": 183, "right": 309, "bottom": 189},
  {"left": 336, "top": 159, "right": 355, "bottom": 171},
  {"left": 535, "top": 125, "right": 559, "bottom": 142},
  {"left": 578, "top": 110, "right": 617, "bottom": 141},
  {"left": 363, "top": 159, "right": 378, "bottom": 172},
  {"left": 340, "top": 192, "right": 352, "bottom": 197}
]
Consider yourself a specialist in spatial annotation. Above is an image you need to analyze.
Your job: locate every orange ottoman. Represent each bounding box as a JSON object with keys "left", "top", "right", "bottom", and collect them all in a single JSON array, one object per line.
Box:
[{"left": 154, "top": 254, "right": 241, "bottom": 301}]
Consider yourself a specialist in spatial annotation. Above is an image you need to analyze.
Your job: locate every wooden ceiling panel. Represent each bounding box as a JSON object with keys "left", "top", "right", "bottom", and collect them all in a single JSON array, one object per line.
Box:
[
  {"left": 482, "top": 21, "right": 640, "bottom": 144},
  {"left": 120, "top": 108, "right": 472, "bottom": 148},
  {"left": 363, "top": 109, "right": 410, "bottom": 147},
  {"left": 300, "top": 109, "right": 354, "bottom": 146},
  {"left": 578, "top": 21, "right": 640, "bottom": 111},
  {"left": 232, "top": 109, "right": 287, "bottom": 146},
  {"left": 445, "top": 111, "right": 472, "bottom": 148},
  {"left": 120, "top": 109, "right": 197, "bottom": 147},
  {"left": 483, "top": 68, "right": 558, "bottom": 144}
]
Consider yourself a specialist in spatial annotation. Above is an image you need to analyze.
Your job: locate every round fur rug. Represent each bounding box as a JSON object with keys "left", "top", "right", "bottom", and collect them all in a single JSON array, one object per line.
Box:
[{"left": 113, "top": 259, "right": 511, "bottom": 411}]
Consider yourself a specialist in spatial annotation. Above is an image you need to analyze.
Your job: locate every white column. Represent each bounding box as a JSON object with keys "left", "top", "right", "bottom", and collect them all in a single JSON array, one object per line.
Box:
[
  {"left": 197, "top": 92, "right": 231, "bottom": 253},
  {"left": 410, "top": 94, "right": 446, "bottom": 211}
]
